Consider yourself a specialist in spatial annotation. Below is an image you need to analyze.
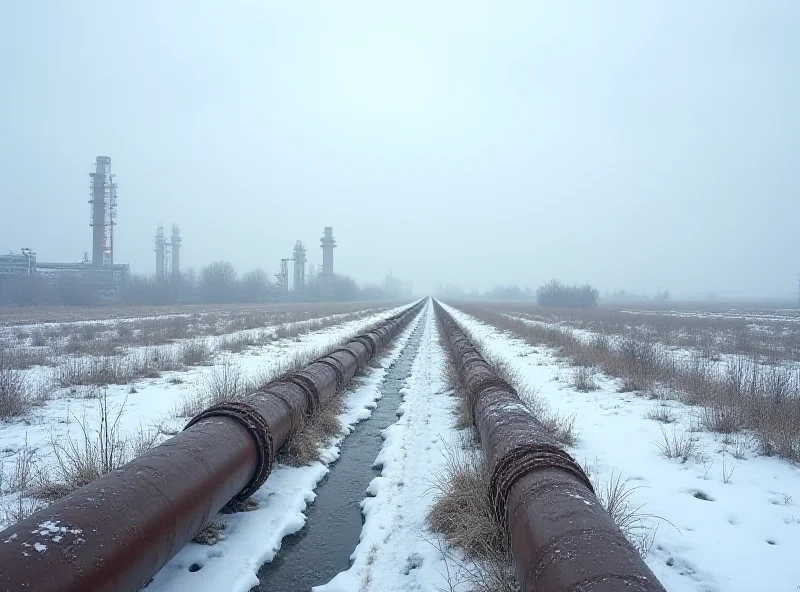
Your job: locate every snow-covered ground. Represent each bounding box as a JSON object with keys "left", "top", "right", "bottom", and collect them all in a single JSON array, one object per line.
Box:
[
  {"left": 319, "top": 301, "right": 468, "bottom": 592},
  {"left": 442, "top": 303, "right": 800, "bottom": 592},
  {"left": 0, "top": 304, "right": 410, "bottom": 529},
  {"left": 146, "top": 302, "right": 426, "bottom": 591}
]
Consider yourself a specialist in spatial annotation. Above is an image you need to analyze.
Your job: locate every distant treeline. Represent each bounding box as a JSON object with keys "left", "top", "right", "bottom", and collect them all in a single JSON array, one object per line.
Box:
[
  {"left": 535, "top": 280, "right": 599, "bottom": 308},
  {"left": 0, "top": 261, "right": 410, "bottom": 306},
  {"left": 435, "top": 279, "right": 600, "bottom": 309}
]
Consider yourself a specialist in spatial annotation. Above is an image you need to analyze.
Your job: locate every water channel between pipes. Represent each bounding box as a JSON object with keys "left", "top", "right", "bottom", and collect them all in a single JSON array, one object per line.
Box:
[{"left": 251, "top": 314, "right": 427, "bottom": 592}]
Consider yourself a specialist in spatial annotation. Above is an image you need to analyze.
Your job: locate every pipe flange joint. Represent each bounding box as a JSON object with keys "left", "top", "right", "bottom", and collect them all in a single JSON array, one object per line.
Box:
[
  {"left": 316, "top": 359, "right": 344, "bottom": 393},
  {"left": 185, "top": 401, "right": 274, "bottom": 502},
  {"left": 489, "top": 444, "right": 593, "bottom": 527}
]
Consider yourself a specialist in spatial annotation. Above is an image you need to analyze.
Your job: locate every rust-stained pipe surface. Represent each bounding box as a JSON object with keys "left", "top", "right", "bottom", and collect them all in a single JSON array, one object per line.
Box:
[
  {"left": 0, "top": 301, "right": 425, "bottom": 592},
  {"left": 433, "top": 300, "right": 665, "bottom": 592}
]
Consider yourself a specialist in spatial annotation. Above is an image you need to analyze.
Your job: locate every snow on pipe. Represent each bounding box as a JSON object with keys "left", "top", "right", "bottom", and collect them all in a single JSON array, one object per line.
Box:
[
  {"left": 433, "top": 301, "right": 666, "bottom": 592},
  {"left": 0, "top": 300, "right": 426, "bottom": 592}
]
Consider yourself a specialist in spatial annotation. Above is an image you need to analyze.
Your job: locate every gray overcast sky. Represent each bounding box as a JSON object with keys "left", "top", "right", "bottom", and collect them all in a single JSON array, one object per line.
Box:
[{"left": 1, "top": 1, "right": 798, "bottom": 298}]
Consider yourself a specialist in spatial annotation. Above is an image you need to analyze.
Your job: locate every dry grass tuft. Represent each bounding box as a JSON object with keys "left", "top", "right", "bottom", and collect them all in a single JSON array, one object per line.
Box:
[
  {"left": 30, "top": 391, "right": 161, "bottom": 502},
  {"left": 427, "top": 439, "right": 517, "bottom": 592},
  {"left": 0, "top": 345, "right": 32, "bottom": 419},
  {"left": 654, "top": 425, "right": 698, "bottom": 462},
  {"left": 591, "top": 468, "right": 658, "bottom": 558},
  {"left": 192, "top": 520, "right": 227, "bottom": 545},
  {"left": 277, "top": 392, "right": 344, "bottom": 467},
  {"left": 645, "top": 405, "right": 677, "bottom": 424},
  {"left": 572, "top": 366, "right": 598, "bottom": 392}
]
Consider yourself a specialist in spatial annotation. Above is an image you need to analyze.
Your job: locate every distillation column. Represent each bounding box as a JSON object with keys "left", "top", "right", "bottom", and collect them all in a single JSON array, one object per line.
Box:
[
  {"left": 171, "top": 224, "right": 181, "bottom": 279},
  {"left": 293, "top": 241, "right": 306, "bottom": 299},
  {"left": 320, "top": 226, "right": 336, "bottom": 299}
]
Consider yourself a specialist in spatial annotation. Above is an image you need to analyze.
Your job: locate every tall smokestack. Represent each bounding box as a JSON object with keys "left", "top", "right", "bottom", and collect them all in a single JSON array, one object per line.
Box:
[
  {"left": 320, "top": 226, "right": 336, "bottom": 300},
  {"left": 293, "top": 241, "right": 306, "bottom": 298},
  {"left": 155, "top": 225, "right": 165, "bottom": 284},
  {"left": 171, "top": 224, "right": 181, "bottom": 279},
  {"left": 321, "top": 226, "right": 336, "bottom": 276},
  {"left": 89, "top": 156, "right": 112, "bottom": 267}
]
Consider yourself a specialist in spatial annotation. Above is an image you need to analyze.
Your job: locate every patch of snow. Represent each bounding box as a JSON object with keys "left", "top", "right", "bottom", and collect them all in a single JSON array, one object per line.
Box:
[
  {"left": 319, "top": 303, "right": 472, "bottom": 592},
  {"left": 442, "top": 302, "right": 800, "bottom": 592}
]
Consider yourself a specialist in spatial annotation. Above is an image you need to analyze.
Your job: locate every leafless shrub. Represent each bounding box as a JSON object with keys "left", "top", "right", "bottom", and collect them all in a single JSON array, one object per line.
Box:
[
  {"left": 654, "top": 426, "right": 697, "bottom": 462},
  {"left": 615, "top": 338, "right": 660, "bottom": 392},
  {"left": 572, "top": 366, "right": 598, "bottom": 392},
  {"left": 1, "top": 437, "right": 46, "bottom": 522},
  {"left": 164, "top": 316, "right": 192, "bottom": 341},
  {"left": 115, "top": 321, "right": 133, "bottom": 341},
  {"left": 645, "top": 405, "right": 677, "bottom": 424},
  {"left": 428, "top": 440, "right": 516, "bottom": 592},
  {"left": 56, "top": 356, "right": 133, "bottom": 387},
  {"left": 721, "top": 452, "right": 737, "bottom": 484},
  {"left": 47, "top": 390, "right": 129, "bottom": 492},
  {"left": 179, "top": 338, "right": 211, "bottom": 366},
  {"left": 130, "top": 425, "right": 161, "bottom": 458},
  {"left": 30, "top": 329, "right": 46, "bottom": 348},
  {"left": 0, "top": 346, "right": 32, "bottom": 419},
  {"left": 65, "top": 333, "right": 82, "bottom": 354},
  {"left": 203, "top": 360, "right": 245, "bottom": 405},
  {"left": 751, "top": 394, "right": 800, "bottom": 462},
  {"left": 175, "top": 391, "right": 207, "bottom": 418},
  {"left": 79, "top": 323, "right": 102, "bottom": 342},
  {"left": 219, "top": 333, "right": 257, "bottom": 354}
]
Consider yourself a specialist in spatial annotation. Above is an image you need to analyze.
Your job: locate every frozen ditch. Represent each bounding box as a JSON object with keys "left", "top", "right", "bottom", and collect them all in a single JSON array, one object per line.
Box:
[
  {"left": 252, "top": 309, "right": 427, "bottom": 590},
  {"left": 146, "top": 305, "right": 425, "bottom": 592}
]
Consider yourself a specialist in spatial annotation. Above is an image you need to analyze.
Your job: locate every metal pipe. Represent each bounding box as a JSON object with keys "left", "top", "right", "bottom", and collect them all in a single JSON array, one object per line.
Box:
[
  {"left": 433, "top": 301, "right": 665, "bottom": 592},
  {"left": 0, "top": 301, "right": 425, "bottom": 592}
]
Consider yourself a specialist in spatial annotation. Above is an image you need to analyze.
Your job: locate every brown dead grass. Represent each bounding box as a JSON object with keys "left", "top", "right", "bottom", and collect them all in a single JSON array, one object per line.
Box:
[
  {"left": 277, "top": 392, "right": 345, "bottom": 467},
  {"left": 427, "top": 439, "right": 517, "bottom": 592}
]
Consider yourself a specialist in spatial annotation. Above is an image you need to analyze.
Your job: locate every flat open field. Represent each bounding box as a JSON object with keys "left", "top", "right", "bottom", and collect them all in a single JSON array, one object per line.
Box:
[{"left": 0, "top": 301, "right": 411, "bottom": 530}]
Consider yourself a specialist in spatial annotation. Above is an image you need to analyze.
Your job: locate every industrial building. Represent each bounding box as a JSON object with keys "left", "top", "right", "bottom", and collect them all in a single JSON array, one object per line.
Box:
[
  {"left": 0, "top": 156, "right": 129, "bottom": 303},
  {"left": 273, "top": 228, "right": 336, "bottom": 302}
]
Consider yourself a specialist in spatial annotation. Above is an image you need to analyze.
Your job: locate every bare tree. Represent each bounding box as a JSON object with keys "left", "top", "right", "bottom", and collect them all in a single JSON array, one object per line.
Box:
[{"left": 199, "top": 261, "right": 238, "bottom": 302}]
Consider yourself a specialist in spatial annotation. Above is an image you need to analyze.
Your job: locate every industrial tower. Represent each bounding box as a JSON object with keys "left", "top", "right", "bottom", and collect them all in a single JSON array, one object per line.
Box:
[
  {"left": 155, "top": 225, "right": 167, "bottom": 284},
  {"left": 277, "top": 258, "right": 292, "bottom": 301},
  {"left": 320, "top": 226, "right": 336, "bottom": 299},
  {"left": 293, "top": 241, "right": 306, "bottom": 298},
  {"left": 155, "top": 224, "right": 181, "bottom": 284},
  {"left": 171, "top": 224, "right": 181, "bottom": 279},
  {"left": 89, "top": 156, "right": 117, "bottom": 267}
]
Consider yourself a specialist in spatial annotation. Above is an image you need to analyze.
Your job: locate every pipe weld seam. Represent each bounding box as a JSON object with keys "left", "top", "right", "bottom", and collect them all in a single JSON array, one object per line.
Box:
[{"left": 185, "top": 401, "right": 274, "bottom": 501}]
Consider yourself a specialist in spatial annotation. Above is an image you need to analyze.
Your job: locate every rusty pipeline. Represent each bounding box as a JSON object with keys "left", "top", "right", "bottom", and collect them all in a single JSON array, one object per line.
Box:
[
  {"left": 433, "top": 301, "right": 665, "bottom": 592},
  {"left": 0, "top": 301, "right": 425, "bottom": 592}
]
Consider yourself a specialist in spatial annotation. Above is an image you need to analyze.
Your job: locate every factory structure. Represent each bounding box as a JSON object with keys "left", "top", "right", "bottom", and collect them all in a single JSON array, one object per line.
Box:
[
  {"left": 272, "top": 227, "right": 339, "bottom": 302},
  {"left": 154, "top": 224, "right": 181, "bottom": 286},
  {"left": 1, "top": 155, "right": 393, "bottom": 304},
  {"left": 0, "top": 156, "right": 130, "bottom": 302}
]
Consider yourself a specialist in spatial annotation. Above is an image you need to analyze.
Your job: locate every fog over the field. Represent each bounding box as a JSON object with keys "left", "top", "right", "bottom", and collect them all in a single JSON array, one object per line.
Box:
[{"left": 1, "top": 1, "right": 798, "bottom": 298}]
